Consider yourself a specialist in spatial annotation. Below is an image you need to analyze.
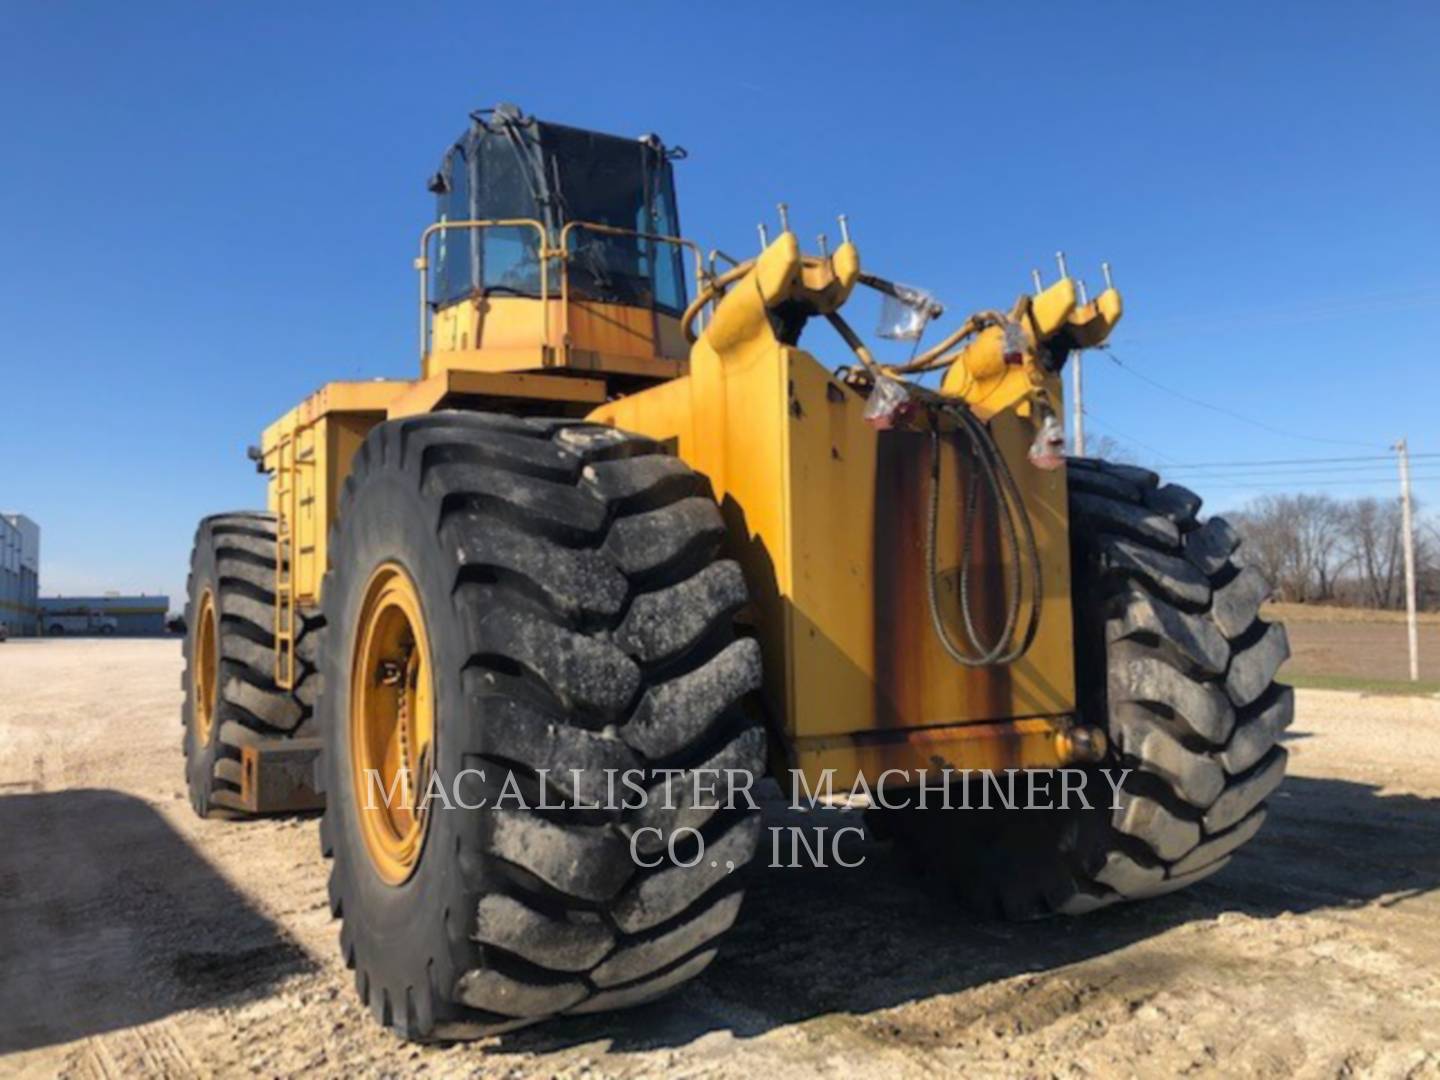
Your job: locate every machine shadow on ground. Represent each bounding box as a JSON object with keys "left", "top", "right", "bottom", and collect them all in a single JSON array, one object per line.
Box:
[
  {"left": 0, "top": 789, "right": 316, "bottom": 1055},
  {"left": 492, "top": 771, "right": 1440, "bottom": 1054}
]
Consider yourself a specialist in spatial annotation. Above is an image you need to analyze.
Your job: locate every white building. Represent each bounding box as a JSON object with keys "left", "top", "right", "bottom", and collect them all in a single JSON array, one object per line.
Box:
[{"left": 0, "top": 513, "right": 40, "bottom": 636}]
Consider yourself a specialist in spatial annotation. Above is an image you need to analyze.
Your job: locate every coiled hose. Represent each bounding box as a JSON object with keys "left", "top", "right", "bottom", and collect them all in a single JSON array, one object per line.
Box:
[{"left": 924, "top": 405, "right": 1043, "bottom": 666}]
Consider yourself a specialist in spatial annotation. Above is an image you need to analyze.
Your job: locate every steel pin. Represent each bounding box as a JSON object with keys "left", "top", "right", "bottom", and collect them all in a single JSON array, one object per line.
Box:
[
  {"left": 818, "top": 234, "right": 829, "bottom": 258},
  {"left": 1031, "top": 269, "right": 1043, "bottom": 293},
  {"left": 758, "top": 223, "right": 769, "bottom": 250},
  {"left": 1077, "top": 278, "right": 1089, "bottom": 306},
  {"left": 1055, "top": 250, "right": 1069, "bottom": 279},
  {"left": 1101, "top": 261, "right": 1114, "bottom": 290},
  {"left": 777, "top": 203, "right": 790, "bottom": 233},
  {"left": 837, "top": 214, "right": 851, "bottom": 245}
]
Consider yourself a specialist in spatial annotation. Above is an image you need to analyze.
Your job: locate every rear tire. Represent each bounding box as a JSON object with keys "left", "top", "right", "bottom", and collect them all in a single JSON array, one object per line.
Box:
[
  {"left": 873, "top": 458, "right": 1291, "bottom": 916},
  {"left": 319, "top": 412, "right": 764, "bottom": 1041},
  {"left": 181, "top": 512, "right": 325, "bottom": 817}
]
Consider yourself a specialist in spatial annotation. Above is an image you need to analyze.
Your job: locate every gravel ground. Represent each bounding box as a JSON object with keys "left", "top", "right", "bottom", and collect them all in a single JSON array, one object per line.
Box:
[{"left": 2, "top": 638, "right": 1439, "bottom": 1078}]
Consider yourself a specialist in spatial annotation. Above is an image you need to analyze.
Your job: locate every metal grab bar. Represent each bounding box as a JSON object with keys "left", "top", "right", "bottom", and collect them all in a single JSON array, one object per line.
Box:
[
  {"left": 415, "top": 218, "right": 709, "bottom": 363},
  {"left": 557, "top": 221, "right": 706, "bottom": 352},
  {"left": 415, "top": 218, "right": 550, "bottom": 361}
]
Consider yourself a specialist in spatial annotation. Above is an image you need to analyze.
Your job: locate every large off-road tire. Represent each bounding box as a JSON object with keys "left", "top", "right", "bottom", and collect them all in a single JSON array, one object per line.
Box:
[
  {"left": 181, "top": 512, "right": 325, "bottom": 817},
  {"left": 319, "top": 412, "right": 764, "bottom": 1041},
  {"left": 874, "top": 458, "right": 1291, "bottom": 916}
]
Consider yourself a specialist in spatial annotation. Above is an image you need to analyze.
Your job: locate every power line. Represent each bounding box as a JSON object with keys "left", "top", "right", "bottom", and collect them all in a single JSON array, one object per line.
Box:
[
  {"left": 1182, "top": 475, "right": 1407, "bottom": 485},
  {"left": 1164, "top": 453, "right": 1440, "bottom": 470},
  {"left": 1115, "top": 283, "right": 1440, "bottom": 342},
  {"left": 1077, "top": 425, "right": 1438, "bottom": 484},
  {"left": 1202, "top": 473, "right": 1440, "bottom": 490},
  {"left": 1098, "top": 346, "right": 1382, "bottom": 450},
  {"left": 1172, "top": 465, "right": 1428, "bottom": 481},
  {"left": 1077, "top": 408, "right": 1183, "bottom": 465}
]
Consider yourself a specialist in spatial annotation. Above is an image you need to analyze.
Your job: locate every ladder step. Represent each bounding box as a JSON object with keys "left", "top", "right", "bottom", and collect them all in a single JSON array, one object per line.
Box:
[{"left": 274, "top": 424, "right": 300, "bottom": 696}]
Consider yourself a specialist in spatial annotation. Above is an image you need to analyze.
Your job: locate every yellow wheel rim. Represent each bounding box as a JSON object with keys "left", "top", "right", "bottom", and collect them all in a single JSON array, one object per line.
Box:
[
  {"left": 350, "top": 562, "right": 435, "bottom": 885},
  {"left": 193, "top": 589, "right": 218, "bottom": 747}
]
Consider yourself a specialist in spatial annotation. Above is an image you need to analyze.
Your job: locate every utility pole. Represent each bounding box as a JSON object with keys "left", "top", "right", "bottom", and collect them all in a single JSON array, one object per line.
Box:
[
  {"left": 1060, "top": 252, "right": 1087, "bottom": 456},
  {"left": 1038, "top": 252, "right": 1090, "bottom": 455},
  {"left": 1396, "top": 437, "right": 1420, "bottom": 681},
  {"left": 1071, "top": 350, "right": 1085, "bottom": 456}
]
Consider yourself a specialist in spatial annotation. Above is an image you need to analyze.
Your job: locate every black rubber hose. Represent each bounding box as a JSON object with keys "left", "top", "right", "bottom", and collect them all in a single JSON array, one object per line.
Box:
[{"left": 923, "top": 406, "right": 1043, "bottom": 666}]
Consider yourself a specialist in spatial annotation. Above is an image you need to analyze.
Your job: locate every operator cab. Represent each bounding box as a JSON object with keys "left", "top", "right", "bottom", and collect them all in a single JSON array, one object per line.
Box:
[{"left": 421, "top": 105, "right": 693, "bottom": 382}]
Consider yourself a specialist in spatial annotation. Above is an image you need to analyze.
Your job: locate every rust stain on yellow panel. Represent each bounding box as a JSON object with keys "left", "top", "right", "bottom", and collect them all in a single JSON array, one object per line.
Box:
[{"left": 788, "top": 356, "right": 1074, "bottom": 739}]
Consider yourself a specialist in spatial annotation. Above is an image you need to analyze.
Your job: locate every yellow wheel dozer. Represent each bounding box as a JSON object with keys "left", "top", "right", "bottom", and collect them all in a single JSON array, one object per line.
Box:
[{"left": 180, "top": 104, "right": 1291, "bottom": 1039}]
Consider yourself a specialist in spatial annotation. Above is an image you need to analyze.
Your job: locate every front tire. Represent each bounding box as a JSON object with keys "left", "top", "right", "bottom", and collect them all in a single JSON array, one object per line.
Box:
[
  {"left": 319, "top": 412, "right": 764, "bottom": 1041},
  {"left": 1056, "top": 458, "right": 1292, "bottom": 910}
]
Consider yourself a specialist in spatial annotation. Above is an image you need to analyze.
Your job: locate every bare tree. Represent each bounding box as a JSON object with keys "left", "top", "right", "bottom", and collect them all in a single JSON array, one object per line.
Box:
[
  {"left": 1302, "top": 495, "right": 1350, "bottom": 600},
  {"left": 1229, "top": 494, "right": 1346, "bottom": 603},
  {"left": 1079, "top": 433, "right": 1134, "bottom": 464},
  {"left": 1340, "top": 497, "right": 1404, "bottom": 609},
  {"left": 1230, "top": 493, "right": 1440, "bottom": 611},
  {"left": 1229, "top": 498, "right": 1293, "bottom": 597}
]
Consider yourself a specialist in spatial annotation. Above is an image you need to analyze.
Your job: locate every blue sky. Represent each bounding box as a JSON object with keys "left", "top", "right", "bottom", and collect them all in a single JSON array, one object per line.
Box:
[{"left": 1, "top": 2, "right": 1438, "bottom": 608}]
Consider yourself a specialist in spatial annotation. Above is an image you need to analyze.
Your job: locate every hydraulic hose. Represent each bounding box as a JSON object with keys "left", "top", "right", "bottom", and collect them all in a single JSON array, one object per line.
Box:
[
  {"left": 924, "top": 405, "right": 1043, "bottom": 666},
  {"left": 681, "top": 260, "right": 755, "bottom": 343}
]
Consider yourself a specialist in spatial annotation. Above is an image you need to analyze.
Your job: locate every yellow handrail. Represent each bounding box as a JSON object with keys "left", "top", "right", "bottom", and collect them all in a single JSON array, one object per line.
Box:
[
  {"left": 416, "top": 218, "right": 708, "bottom": 363},
  {"left": 415, "top": 218, "right": 550, "bottom": 362},
  {"left": 557, "top": 221, "right": 705, "bottom": 348}
]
